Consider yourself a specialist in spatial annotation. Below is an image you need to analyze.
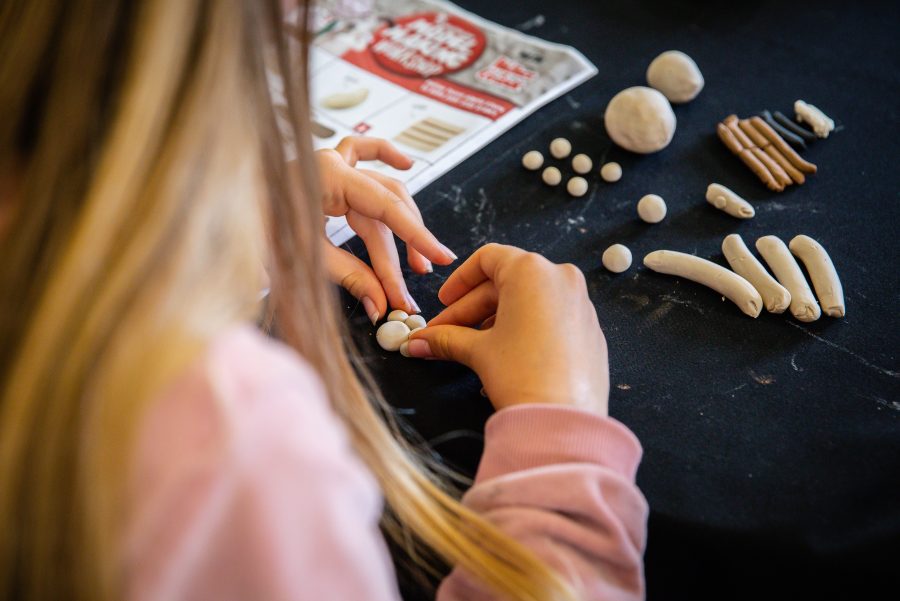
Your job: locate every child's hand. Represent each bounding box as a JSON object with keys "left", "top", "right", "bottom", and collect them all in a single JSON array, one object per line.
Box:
[
  {"left": 408, "top": 244, "right": 609, "bottom": 416},
  {"left": 316, "top": 137, "right": 456, "bottom": 322}
]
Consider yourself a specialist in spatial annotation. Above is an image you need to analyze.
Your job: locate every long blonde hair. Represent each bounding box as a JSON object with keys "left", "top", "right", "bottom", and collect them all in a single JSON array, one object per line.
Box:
[{"left": 0, "top": 1, "right": 576, "bottom": 599}]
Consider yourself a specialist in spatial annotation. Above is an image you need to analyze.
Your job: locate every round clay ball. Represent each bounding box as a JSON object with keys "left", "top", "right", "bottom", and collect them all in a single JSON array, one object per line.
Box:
[
  {"left": 604, "top": 86, "right": 676, "bottom": 154},
  {"left": 376, "top": 320, "right": 410, "bottom": 351},
  {"left": 637, "top": 194, "right": 667, "bottom": 223},
  {"left": 571, "top": 153, "right": 593, "bottom": 174},
  {"left": 387, "top": 309, "right": 409, "bottom": 322},
  {"left": 542, "top": 166, "right": 562, "bottom": 186},
  {"left": 602, "top": 244, "right": 633, "bottom": 273},
  {"left": 521, "top": 150, "right": 544, "bottom": 170},
  {"left": 566, "top": 176, "right": 589, "bottom": 198},
  {"left": 549, "top": 137, "right": 572, "bottom": 159},
  {"left": 600, "top": 162, "right": 622, "bottom": 183},
  {"left": 404, "top": 314, "right": 426, "bottom": 330},
  {"left": 399, "top": 340, "right": 411, "bottom": 357},
  {"left": 646, "top": 50, "right": 704, "bottom": 104}
]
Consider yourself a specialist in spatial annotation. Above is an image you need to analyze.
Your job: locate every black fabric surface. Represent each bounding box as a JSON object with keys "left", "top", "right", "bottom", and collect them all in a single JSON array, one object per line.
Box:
[{"left": 339, "top": 1, "right": 900, "bottom": 598}]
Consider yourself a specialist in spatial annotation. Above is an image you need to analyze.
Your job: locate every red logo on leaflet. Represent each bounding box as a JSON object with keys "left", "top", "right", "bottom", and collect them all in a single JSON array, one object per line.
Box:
[
  {"left": 476, "top": 56, "right": 536, "bottom": 92},
  {"left": 369, "top": 13, "right": 486, "bottom": 78}
]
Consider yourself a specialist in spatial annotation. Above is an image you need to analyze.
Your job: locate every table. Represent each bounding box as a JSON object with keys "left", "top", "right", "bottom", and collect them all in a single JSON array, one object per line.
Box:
[{"left": 340, "top": 1, "right": 900, "bottom": 598}]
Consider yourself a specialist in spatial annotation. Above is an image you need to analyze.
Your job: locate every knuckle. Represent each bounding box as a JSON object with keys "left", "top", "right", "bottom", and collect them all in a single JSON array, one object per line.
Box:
[
  {"left": 339, "top": 271, "right": 369, "bottom": 298},
  {"left": 513, "top": 252, "right": 549, "bottom": 274}
]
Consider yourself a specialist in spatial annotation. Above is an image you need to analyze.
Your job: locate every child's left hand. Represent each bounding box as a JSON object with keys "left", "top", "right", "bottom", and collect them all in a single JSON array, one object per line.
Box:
[{"left": 315, "top": 137, "right": 456, "bottom": 322}]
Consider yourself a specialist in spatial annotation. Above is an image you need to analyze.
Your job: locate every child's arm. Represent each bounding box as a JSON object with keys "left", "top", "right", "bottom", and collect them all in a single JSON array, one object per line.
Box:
[{"left": 437, "top": 405, "right": 647, "bottom": 600}]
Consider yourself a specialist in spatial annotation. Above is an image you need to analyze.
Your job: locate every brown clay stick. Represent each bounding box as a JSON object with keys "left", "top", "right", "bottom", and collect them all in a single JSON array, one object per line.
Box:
[
  {"left": 763, "top": 145, "right": 805, "bottom": 184},
  {"left": 725, "top": 118, "right": 785, "bottom": 189},
  {"left": 717, "top": 123, "right": 782, "bottom": 191},
  {"left": 750, "top": 117, "right": 817, "bottom": 174},
  {"left": 738, "top": 118, "right": 770, "bottom": 148},
  {"left": 751, "top": 146, "right": 792, "bottom": 187}
]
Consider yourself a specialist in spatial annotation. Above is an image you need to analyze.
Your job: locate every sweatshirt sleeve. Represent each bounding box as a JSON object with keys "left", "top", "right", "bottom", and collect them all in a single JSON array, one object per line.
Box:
[{"left": 436, "top": 404, "right": 648, "bottom": 601}]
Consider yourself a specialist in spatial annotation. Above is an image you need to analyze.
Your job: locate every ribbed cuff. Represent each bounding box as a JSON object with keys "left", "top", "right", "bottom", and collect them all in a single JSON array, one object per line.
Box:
[{"left": 475, "top": 404, "right": 643, "bottom": 484}]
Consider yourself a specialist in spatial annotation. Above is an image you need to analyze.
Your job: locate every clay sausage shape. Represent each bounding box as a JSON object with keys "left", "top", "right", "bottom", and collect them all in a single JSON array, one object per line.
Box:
[
  {"left": 789, "top": 235, "right": 845, "bottom": 318},
  {"left": 755, "top": 236, "right": 821, "bottom": 322},
  {"left": 644, "top": 250, "right": 763, "bottom": 317},
  {"left": 722, "top": 234, "right": 791, "bottom": 313},
  {"left": 706, "top": 183, "right": 755, "bottom": 219}
]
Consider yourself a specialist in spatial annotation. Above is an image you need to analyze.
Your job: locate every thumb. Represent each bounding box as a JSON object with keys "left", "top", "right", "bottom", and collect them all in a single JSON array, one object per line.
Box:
[{"left": 408, "top": 324, "right": 482, "bottom": 366}]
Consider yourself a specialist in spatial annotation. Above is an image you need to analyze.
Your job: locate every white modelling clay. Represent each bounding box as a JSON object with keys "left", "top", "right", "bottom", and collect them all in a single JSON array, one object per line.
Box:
[
  {"left": 399, "top": 341, "right": 411, "bottom": 357},
  {"left": 549, "top": 137, "right": 572, "bottom": 159},
  {"left": 387, "top": 309, "right": 409, "bottom": 322},
  {"left": 604, "top": 86, "right": 676, "bottom": 154},
  {"left": 637, "top": 194, "right": 667, "bottom": 223},
  {"left": 522, "top": 150, "right": 544, "bottom": 170},
  {"left": 542, "top": 166, "right": 562, "bottom": 186},
  {"left": 572, "top": 153, "right": 593, "bottom": 174},
  {"left": 644, "top": 250, "right": 763, "bottom": 318},
  {"left": 794, "top": 100, "right": 834, "bottom": 138},
  {"left": 706, "top": 183, "right": 755, "bottom": 219},
  {"left": 600, "top": 162, "right": 622, "bottom": 182},
  {"left": 566, "top": 176, "right": 589, "bottom": 197},
  {"left": 376, "top": 321, "right": 411, "bottom": 351},
  {"left": 404, "top": 314, "right": 427, "bottom": 330},
  {"left": 646, "top": 51, "right": 704, "bottom": 104},
  {"left": 789, "top": 234, "right": 845, "bottom": 317},
  {"left": 755, "top": 235, "right": 821, "bottom": 322},
  {"left": 320, "top": 88, "right": 369, "bottom": 109},
  {"left": 721, "top": 234, "right": 791, "bottom": 313},
  {"left": 602, "top": 244, "right": 632, "bottom": 273}
]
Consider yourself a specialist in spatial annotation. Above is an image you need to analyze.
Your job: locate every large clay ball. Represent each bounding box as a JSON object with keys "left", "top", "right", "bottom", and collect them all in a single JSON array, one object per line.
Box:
[
  {"left": 604, "top": 86, "right": 676, "bottom": 154},
  {"left": 646, "top": 50, "right": 704, "bottom": 104}
]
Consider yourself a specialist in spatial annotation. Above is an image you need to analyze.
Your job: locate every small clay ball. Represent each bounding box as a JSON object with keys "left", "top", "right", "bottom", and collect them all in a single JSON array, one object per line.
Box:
[
  {"left": 571, "top": 153, "right": 593, "bottom": 174},
  {"left": 566, "top": 176, "right": 589, "bottom": 198},
  {"left": 387, "top": 309, "right": 409, "bottom": 322},
  {"left": 604, "top": 86, "right": 676, "bottom": 154},
  {"left": 600, "top": 162, "right": 622, "bottom": 183},
  {"left": 521, "top": 150, "right": 544, "bottom": 170},
  {"left": 646, "top": 50, "right": 704, "bottom": 104},
  {"left": 399, "top": 341, "right": 411, "bottom": 357},
  {"left": 549, "top": 137, "right": 572, "bottom": 159},
  {"left": 637, "top": 194, "right": 667, "bottom": 223},
  {"left": 404, "top": 314, "right": 426, "bottom": 330},
  {"left": 376, "top": 320, "right": 410, "bottom": 351},
  {"left": 542, "top": 166, "right": 562, "bottom": 186},
  {"left": 602, "top": 244, "right": 633, "bottom": 273}
]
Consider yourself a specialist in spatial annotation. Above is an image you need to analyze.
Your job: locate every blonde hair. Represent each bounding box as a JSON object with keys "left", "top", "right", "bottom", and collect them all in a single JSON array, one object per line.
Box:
[{"left": 0, "top": 1, "right": 576, "bottom": 600}]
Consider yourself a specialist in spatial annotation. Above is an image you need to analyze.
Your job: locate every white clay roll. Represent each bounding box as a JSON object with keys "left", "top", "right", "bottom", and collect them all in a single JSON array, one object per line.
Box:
[
  {"left": 721, "top": 234, "right": 791, "bottom": 313},
  {"left": 643, "top": 250, "right": 763, "bottom": 317},
  {"left": 755, "top": 235, "right": 821, "bottom": 322},
  {"left": 706, "top": 183, "right": 755, "bottom": 219},
  {"left": 788, "top": 234, "right": 845, "bottom": 318}
]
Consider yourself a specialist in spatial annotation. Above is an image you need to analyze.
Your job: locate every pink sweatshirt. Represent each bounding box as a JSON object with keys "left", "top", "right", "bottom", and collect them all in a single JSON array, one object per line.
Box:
[{"left": 124, "top": 325, "right": 647, "bottom": 600}]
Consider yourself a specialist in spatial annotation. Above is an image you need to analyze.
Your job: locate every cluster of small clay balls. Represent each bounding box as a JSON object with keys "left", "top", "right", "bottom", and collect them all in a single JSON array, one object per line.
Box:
[
  {"left": 375, "top": 310, "right": 427, "bottom": 356},
  {"left": 522, "top": 139, "right": 623, "bottom": 198}
]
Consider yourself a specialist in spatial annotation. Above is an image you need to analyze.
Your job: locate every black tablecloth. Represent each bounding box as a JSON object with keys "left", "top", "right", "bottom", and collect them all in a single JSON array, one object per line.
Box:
[{"left": 340, "top": 1, "right": 900, "bottom": 598}]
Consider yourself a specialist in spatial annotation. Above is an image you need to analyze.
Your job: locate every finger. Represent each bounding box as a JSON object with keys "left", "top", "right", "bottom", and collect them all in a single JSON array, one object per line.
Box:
[
  {"left": 348, "top": 212, "right": 419, "bottom": 314},
  {"left": 407, "top": 324, "right": 483, "bottom": 366},
  {"left": 480, "top": 314, "right": 496, "bottom": 330},
  {"left": 322, "top": 241, "right": 386, "bottom": 325},
  {"left": 438, "top": 243, "right": 527, "bottom": 306},
  {"left": 428, "top": 281, "right": 498, "bottom": 327},
  {"left": 341, "top": 166, "right": 456, "bottom": 265},
  {"left": 335, "top": 136, "right": 414, "bottom": 170},
  {"left": 359, "top": 169, "right": 432, "bottom": 274}
]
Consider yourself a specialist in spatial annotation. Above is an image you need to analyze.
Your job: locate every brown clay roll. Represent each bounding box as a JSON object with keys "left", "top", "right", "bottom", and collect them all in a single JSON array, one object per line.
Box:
[
  {"left": 750, "top": 116, "right": 817, "bottom": 174},
  {"left": 717, "top": 122, "right": 782, "bottom": 191}
]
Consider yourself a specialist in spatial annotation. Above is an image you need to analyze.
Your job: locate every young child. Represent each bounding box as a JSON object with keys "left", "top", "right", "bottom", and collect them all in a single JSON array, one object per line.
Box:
[{"left": 0, "top": 1, "right": 647, "bottom": 599}]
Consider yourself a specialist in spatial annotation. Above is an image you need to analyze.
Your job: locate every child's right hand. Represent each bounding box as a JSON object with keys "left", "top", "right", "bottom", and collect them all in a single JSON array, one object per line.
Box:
[{"left": 408, "top": 244, "right": 609, "bottom": 416}]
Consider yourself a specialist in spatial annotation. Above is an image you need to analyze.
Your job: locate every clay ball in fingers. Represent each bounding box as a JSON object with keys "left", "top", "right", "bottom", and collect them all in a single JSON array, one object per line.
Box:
[
  {"left": 404, "top": 314, "right": 427, "bottom": 330},
  {"left": 604, "top": 86, "right": 676, "bottom": 154},
  {"left": 387, "top": 309, "right": 409, "bottom": 322},
  {"left": 376, "top": 321, "right": 410, "bottom": 351}
]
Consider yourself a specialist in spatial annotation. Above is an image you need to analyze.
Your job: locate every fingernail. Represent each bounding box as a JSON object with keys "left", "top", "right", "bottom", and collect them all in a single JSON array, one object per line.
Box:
[
  {"left": 407, "top": 339, "right": 433, "bottom": 358},
  {"left": 439, "top": 243, "right": 458, "bottom": 261},
  {"left": 361, "top": 296, "right": 379, "bottom": 325},
  {"left": 406, "top": 293, "right": 421, "bottom": 314},
  {"left": 423, "top": 261, "right": 433, "bottom": 274}
]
